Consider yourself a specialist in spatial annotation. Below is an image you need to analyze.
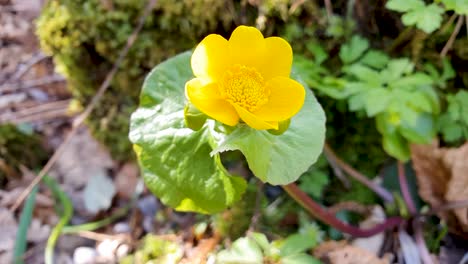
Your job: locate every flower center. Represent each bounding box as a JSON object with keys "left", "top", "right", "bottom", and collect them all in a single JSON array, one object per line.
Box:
[{"left": 221, "top": 65, "right": 269, "bottom": 112}]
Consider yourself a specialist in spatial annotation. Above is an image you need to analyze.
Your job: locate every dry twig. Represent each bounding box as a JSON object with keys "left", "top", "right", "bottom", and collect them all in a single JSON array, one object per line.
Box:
[
  {"left": 441, "top": 15, "right": 464, "bottom": 58},
  {"left": 9, "top": 0, "right": 158, "bottom": 213}
]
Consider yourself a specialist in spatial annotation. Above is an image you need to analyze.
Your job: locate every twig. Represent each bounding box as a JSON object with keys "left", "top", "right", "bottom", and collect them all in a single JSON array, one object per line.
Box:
[
  {"left": 323, "top": 143, "right": 394, "bottom": 203},
  {"left": 324, "top": 0, "right": 333, "bottom": 19},
  {"left": 323, "top": 147, "right": 351, "bottom": 188},
  {"left": 283, "top": 183, "right": 404, "bottom": 237},
  {"left": 247, "top": 181, "right": 264, "bottom": 233},
  {"left": 398, "top": 162, "right": 416, "bottom": 215},
  {"left": 0, "top": 99, "right": 71, "bottom": 124},
  {"left": 9, "top": 0, "right": 158, "bottom": 213},
  {"left": 413, "top": 219, "right": 433, "bottom": 264},
  {"left": 440, "top": 15, "right": 464, "bottom": 58},
  {"left": 0, "top": 74, "right": 65, "bottom": 93},
  {"left": 5, "top": 52, "right": 48, "bottom": 83}
]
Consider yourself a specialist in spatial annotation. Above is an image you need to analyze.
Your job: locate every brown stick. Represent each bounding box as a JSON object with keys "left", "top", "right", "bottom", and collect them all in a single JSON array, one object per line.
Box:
[
  {"left": 9, "top": 0, "right": 158, "bottom": 213},
  {"left": 323, "top": 143, "right": 394, "bottom": 202},
  {"left": 440, "top": 15, "right": 464, "bottom": 58},
  {"left": 0, "top": 74, "right": 65, "bottom": 93}
]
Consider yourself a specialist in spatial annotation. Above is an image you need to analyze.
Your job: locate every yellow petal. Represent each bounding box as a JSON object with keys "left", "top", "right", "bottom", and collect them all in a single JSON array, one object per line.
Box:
[
  {"left": 253, "top": 77, "right": 305, "bottom": 121},
  {"left": 228, "top": 26, "right": 266, "bottom": 69},
  {"left": 233, "top": 104, "right": 278, "bottom": 130},
  {"left": 260, "top": 37, "right": 292, "bottom": 80},
  {"left": 191, "top": 34, "right": 230, "bottom": 82},
  {"left": 185, "top": 78, "right": 239, "bottom": 126}
]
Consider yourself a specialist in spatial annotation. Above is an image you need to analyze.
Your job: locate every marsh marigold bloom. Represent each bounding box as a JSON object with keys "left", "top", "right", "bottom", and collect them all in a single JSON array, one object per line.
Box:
[{"left": 185, "top": 26, "right": 305, "bottom": 130}]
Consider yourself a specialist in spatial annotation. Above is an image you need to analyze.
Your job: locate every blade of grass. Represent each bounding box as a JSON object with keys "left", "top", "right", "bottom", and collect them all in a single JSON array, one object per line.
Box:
[
  {"left": 43, "top": 176, "right": 73, "bottom": 264},
  {"left": 13, "top": 185, "right": 39, "bottom": 264}
]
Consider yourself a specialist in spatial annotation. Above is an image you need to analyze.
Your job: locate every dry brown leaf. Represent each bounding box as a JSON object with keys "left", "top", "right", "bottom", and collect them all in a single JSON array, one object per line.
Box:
[
  {"left": 411, "top": 142, "right": 468, "bottom": 234},
  {"left": 443, "top": 143, "right": 468, "bottom": 231},
  {"left": 49, "top": 128, "right": 114, "bottom": 190},
  {"left": 313, "top": 240, "right": 348, "bottom": 260},
  {"left": 27, "top": 219, "right": 50, "bottom": 243},
  {"left": 0, "top": 207, "right": 17, "bottom": 264},
  {"left": 314, "top": 240, "right": 391, "bottom": 264},
  {"left": 411, "top": 142, "right": 449, "bottom": 208}
]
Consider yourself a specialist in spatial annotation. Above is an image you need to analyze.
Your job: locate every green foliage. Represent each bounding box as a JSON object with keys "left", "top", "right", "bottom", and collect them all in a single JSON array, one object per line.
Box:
[
  {"left": 13, "top": 185, "right": 38, "bottom": 264},
  {"left": 438, "top": 90, "right": 468, "bottom": 143},
  {"left": 298, "top": 156, "right": 330, "bottom": 199},
  {"left": 216, "top": 232, "right": 322, "bottom": 264},
  {"left": 386, "top": 0, "right": 444, "bottom": 33},
  {"left": 439, "top": 0, "right": 468, "bottom": 15},
  {"left": 129, "top": 52, "right": 246, "bottom": 214},
  {"left": 212, "top": 87, "right": 326, "bottom": 185},
  {"left": 120, "top": 234, "right": 183, "bottom": 264},
  {"left": 0, "top": 124, "right": 47, "bottom": 183},
  {"left": 295, "top": 35, "right": 448, "bottom": 161}
]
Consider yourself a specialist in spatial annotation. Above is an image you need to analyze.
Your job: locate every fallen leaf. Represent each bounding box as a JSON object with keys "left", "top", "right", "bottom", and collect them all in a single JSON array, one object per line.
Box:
[
  {"left": 314, "top": 240, "right": 391, "bottom": 264},
  {"left": 443, "top": 143, "right": 468, "bottom": 230},
  {"left": 27, "top": 219, "right": 50, "bottom": 243},
  {"left": 411, "top": 141, "right": 468, "bottom": 234},
  {"left": 50, "top": 128, "right": 114, "bottom": 190},
  {"left": 0, "top": 207, "right": 17, "bottom": 264}
]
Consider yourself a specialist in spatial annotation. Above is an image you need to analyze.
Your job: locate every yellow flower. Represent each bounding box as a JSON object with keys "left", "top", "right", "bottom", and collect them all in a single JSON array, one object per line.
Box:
[{"left": 185, "top": 26, "right": 305, "bottom": 130}]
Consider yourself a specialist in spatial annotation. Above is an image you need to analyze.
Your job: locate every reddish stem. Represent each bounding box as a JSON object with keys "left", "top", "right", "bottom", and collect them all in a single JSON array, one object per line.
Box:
[
  {"left": 398, "top": 161, "right": 417, "bottom": 215},
  {"left": 283, "top": 183, "right": 404, "bottom": 237}
]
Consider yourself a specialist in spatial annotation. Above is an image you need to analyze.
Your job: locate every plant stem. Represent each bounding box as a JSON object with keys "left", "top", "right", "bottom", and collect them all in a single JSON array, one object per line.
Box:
[
  {"left": 283, "top": 183, "right": 403, "bottom": 237},
  {"left": 413, "top": 219, "right": 433, "bottom": 264},
  {"left": 387, "top": 27, "right": 413, "bottom": 53},
  {"left": 397, "top": 161, "right": 416, "bottom": 215},
  {"left": 323, "top": 143, "right": 394, "bottom": 203},
  {"left": 441, "top": 15, "right": 464, "bottom": 57}
]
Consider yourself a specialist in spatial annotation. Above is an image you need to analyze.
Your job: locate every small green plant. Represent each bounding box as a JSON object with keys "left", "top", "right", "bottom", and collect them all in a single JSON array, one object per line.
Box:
[
  {"left": 216, "top": 230, "right": 322, "bottom": 264},
  {"left": 386, "top": 0, "right": 445, "bottom": 34},
  {"left": 295, "top": 35, "right": 452, "bottom": 161},
  {"left": 438, "top": 90, "right": 468, "bottom": 143}
]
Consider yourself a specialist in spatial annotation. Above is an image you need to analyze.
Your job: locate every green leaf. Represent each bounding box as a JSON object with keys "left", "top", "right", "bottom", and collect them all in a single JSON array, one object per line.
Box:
[
  {"left": 401, "top": 4, "right": 444, "bottom": 33},
  {"left": 212, "top": 89, "right": 326, "bottom": 185},
  {"left": 382, "top": 131, "right": 411, "bottom": 161},
  {"left": 441, "top": 0, "right": 468, "bottom": 15},
  {"left": 390, "top": 73, "right": 433, "bottom": 89},
  {"left": 129, "top": 52, "right": 246, "bottom": 214},
  {"left": 345, "top": 64, "right": 382, "bottom": 85},
  {"left": 280, "top": 233, "right": 319, "bottom": 257},
  {"left": 381, "top": 58, "right": 414, "bottom": 83},
  {"left": 306, "top": 42, "right": 328, "bottom": 65},
  {"left": 386, "top": 0, "right": 425, "bottom": 12},
  {"left": 360, "top": 50, "right": 390, "bottom": 69},
  {"left": 365, "top": 88, "right": 392, "bottom": 117},
  {"left": 299, "top": 169, "right": 329, "bottom": 199},
  {"left": 339, "top": 36, "right": 369, "bottom": 64},
  {"left": 399, "top": 112, "right": 435, "bottom": 144},
  {"left": 281, "top": 254, "right": 322, "bottom": 264},
  {"left": 216, "top": 237, "right": 264, "bottom": 264},
  {"left": 14, "top": 185, "right": 38, "bottom": 264}
]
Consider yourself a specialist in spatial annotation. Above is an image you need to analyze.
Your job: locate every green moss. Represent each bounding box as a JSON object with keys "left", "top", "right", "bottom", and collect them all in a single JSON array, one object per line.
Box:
[{"left": 0, "top": 124, "right": 47, "bottom": 185}]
